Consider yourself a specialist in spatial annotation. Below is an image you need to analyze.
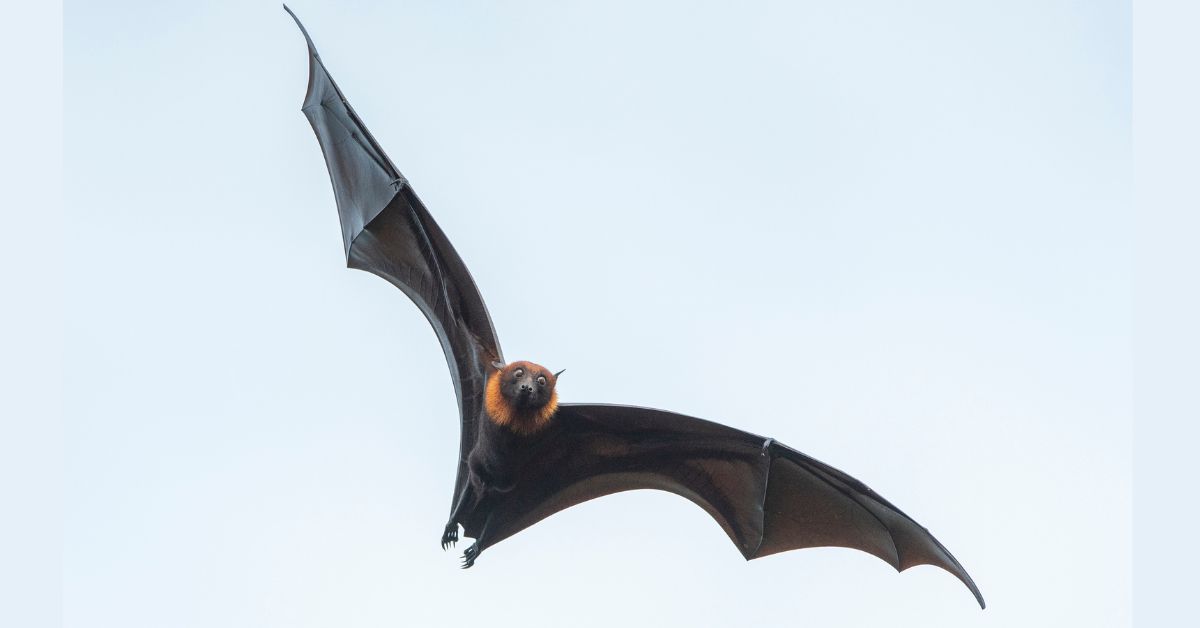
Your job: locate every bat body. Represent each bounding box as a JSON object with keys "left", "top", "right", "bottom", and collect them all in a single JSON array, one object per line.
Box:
[{"left": 286, "top": 6, "right": 984, "bottom": 609}]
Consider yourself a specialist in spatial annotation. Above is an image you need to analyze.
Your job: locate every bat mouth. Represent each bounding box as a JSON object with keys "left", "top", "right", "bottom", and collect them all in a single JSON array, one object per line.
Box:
[{"left": 513, "top": 388, "right": 543, "bottom": 409}]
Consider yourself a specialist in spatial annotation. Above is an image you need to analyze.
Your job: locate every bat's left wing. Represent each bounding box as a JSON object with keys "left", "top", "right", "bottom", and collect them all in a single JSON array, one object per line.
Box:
[
  {"left": 287, "top": 7, "right": 503, "bottom": 515},
  {"left": 475, "top": 403, "right": 985, "bottom": 608}
]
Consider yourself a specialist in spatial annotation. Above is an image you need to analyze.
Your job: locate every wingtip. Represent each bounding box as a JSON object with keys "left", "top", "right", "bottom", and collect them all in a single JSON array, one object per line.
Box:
[
  {"left": 957, "top": 570, "right": 986, "bottom": 609},
  {"left": 954, "top": 557, "right": 986, "bottom": 609},
  {"left": 902, "top": 561, "right": 985, "bottom": 609},
  {"left": 948, "top": 557, "right": 986, "bottom": 609},
  {"left": 283, "top": 3, "right": 319, "bottom": 58}
]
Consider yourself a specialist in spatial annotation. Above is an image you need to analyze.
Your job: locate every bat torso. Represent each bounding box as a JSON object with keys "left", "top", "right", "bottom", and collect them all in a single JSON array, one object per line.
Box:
[
  {"left": 466, "top": 413, "right": 539, "bottom": 493},
  {"left": 447, "top": 362, "right": 563, "bottom": 546},
  {"left": 447, "top": 402, "right": 564, "bottom": 556}
]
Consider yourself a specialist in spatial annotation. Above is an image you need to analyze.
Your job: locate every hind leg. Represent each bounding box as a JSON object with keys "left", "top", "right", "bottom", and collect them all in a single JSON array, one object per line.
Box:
[
  {"left": 461, "top": 541, "right": 482, "bottom": 568},
  {"left": 441, "top": 522, "right": 459, "bottom": 550},
  {"left": 441, "top": 481, "right": 483, "bottom": 550},
  {"left": 460, "top": 514, "right": 496, "bottom": 569}
]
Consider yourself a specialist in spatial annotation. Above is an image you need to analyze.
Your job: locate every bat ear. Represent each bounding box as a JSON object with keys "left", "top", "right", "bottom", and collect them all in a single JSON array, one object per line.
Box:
[
  {"left": 491, "top": 360, "right": 506, "bottom": 370},
  {"left": 553, "top": 369, "right": 566, "bottom": 378}
]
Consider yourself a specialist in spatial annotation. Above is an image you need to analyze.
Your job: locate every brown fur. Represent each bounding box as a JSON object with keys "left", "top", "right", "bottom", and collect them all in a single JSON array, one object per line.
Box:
[{"left": 484, "top": 361, "right": 559, "bottom": 436}]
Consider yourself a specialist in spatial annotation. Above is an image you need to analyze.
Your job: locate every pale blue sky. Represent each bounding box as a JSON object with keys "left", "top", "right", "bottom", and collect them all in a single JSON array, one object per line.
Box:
[{"left": 63, "top": 1, "right": 1130, "bottom": 626}]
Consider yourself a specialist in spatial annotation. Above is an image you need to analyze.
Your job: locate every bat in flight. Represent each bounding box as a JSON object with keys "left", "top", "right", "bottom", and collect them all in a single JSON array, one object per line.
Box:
[{"left": 285, "top": 6, "right": 984, "bottom": 609}]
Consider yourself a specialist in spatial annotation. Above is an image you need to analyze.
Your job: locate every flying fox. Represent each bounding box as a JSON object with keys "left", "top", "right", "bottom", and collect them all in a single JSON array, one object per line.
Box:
[{"left": 286, "top": 6, "right": 984, "bottom": 609}]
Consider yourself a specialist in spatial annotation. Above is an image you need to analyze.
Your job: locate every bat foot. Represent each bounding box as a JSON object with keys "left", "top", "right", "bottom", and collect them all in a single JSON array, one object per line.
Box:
[
  {"left": 441, "top": 523, "right": 459, "bottom": 550},
  {"left": 460, "top": 543, "right": 481, "bottom": 568}
]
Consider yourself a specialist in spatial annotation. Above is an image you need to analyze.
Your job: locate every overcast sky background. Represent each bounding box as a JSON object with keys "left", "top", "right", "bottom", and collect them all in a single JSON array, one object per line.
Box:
[{"left": 64, "top": 1, "right": 1130, "bottom": 626}]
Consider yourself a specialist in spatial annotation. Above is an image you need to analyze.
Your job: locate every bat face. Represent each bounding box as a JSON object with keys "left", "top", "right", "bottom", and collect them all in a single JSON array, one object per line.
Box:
[
  {"left": 483, "top": 360, "right": 563, "bottom": 436},
  {"left": 496, "top": 361, "right": 558, "bottom": 411}
]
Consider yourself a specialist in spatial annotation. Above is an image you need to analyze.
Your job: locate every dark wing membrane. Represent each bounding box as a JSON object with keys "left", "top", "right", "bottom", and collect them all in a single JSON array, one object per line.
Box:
[
  {"left": 483, "top": 403, "right": 984, "bottom": 608},
  {"left": 472, "top": 404, "right": 769, "bottom": 555},
  {"left": 288, "top": 7, "right": 503, "bottom": 509},
  {"left": 759, "top": 442, "right": 984, "bottom": 607}
]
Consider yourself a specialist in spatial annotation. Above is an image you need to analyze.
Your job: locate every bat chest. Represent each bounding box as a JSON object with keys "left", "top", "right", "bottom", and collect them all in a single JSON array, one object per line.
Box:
[{"left": 468, "top": 417, "right": 543, "bottom": 493}]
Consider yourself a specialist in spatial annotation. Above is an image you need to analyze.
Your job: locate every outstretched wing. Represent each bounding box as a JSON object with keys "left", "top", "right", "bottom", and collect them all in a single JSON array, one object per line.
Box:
[
  {"left": 287, "top": 7, "right": 502, "bottom": 511},
  {"left": 479, "top": 403, "right": 984, "bottom": 608}
]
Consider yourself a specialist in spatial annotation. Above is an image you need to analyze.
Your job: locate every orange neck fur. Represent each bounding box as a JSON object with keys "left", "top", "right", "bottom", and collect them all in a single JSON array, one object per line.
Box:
[{"left": 485, "top": 372, "right": 558, "bottom": 436}]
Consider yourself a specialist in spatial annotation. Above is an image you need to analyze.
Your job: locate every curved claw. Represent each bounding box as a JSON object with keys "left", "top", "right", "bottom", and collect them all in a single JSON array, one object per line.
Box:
[
  {"left": 440, "top": 523, "right": 459, "bottom": 550},
  {"left": 461, "top": 543, "right": 480, "bottom": 569}
]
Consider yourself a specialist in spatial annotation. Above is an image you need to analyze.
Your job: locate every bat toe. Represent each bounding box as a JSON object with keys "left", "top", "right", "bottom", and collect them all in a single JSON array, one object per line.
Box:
[
  {"left": 441, "top": 523, "right": 459, "bottom": 550},
  {"left": 460, "top": 543, "right": 481, "bottom": 568}
]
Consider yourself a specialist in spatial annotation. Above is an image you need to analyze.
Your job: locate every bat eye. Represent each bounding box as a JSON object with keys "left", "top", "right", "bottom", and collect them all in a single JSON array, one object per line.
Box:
[
  {"left": 514, "top": 369, "right": 524, "bottom": 378},
  {"left": 537, "top": 376, "right": 547, "bottom": 387}
]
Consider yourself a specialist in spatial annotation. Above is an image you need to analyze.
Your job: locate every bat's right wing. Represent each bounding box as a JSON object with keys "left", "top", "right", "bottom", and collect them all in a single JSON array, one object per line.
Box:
[
  {"left": 478, "top": 403, "right": 984, "bottom": 608},
  {"left": 287, "top": 7, "right": 503, "bottom": 510}
]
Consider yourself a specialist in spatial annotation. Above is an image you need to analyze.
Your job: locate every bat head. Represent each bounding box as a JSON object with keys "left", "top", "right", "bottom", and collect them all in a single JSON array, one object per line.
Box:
[
  {"left": 485, "top": 360, "right": 562, "bottom": 435},
  {"left": 495, "top": 360, "right": 559, "bottom": 409}
]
